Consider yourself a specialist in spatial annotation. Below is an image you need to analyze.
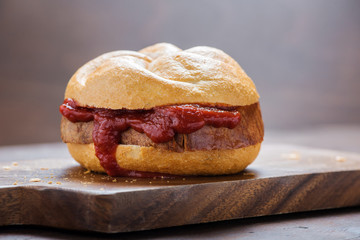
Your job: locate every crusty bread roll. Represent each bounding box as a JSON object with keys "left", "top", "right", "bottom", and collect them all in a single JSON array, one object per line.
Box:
[
  {"left": 67, "top": 143, "right": 261, "bottom": 176},
  {"left": 65, "top": 43, "right": 259, "bottom": 109},
  {"left": 60, "top": 43, "right": 264, "bottom": 176}
]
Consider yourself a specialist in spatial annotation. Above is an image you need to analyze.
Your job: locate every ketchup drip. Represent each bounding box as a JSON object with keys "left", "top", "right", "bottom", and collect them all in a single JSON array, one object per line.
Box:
[{"left": 60, "top": 99, "right": 241, "bottom": 177}]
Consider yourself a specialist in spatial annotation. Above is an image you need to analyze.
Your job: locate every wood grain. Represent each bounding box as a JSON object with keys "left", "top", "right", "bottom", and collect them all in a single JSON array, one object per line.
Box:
[{"left": 0, "top": 143, "right": 359, "bottom": 233}]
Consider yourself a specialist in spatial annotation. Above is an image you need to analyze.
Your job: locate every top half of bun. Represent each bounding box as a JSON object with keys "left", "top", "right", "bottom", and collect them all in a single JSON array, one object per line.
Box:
[{"left": 64, "top": 43, "right": 259, "bottom": 109}]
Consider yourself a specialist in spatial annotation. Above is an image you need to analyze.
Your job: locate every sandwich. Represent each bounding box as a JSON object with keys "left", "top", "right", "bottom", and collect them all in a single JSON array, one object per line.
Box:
[{"left": 59, "top": 43, "right": 264, "bottom": 177}]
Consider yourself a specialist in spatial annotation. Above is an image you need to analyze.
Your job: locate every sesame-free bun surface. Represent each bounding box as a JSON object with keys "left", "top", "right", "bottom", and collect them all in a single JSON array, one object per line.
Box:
[
  {"left": 65, "top": 43, "right": 259, "bottom": 109},
  {"left": 66, "top": 143, "right": 261, "bottom": 175}
]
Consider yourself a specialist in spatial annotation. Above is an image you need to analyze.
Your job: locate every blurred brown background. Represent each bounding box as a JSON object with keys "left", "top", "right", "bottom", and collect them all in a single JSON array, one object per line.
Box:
[{"left": 0, "top": 0, "right": 359, "bottom": 146}]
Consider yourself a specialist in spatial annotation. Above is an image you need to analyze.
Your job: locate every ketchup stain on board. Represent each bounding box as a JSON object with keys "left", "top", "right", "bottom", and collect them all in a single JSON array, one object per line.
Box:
[{"left": 60, "top": 98, "right": 241, "bottom": 178}]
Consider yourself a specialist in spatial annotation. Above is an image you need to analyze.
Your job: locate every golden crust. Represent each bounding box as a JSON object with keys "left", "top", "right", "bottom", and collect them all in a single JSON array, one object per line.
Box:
[
  {"left": 66, "top": 143, "right": 261, "bottom": 175},
  {"left": 65, "top": 43, "right": 259, "bottom": 109}
]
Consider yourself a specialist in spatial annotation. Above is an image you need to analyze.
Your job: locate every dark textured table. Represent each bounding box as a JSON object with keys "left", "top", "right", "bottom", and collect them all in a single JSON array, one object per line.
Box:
[{"left": 1, "top": 124, "right": 360, "bottom": 239}]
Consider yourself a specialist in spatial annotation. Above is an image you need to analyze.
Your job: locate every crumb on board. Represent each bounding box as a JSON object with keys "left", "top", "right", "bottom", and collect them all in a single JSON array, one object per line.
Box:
[
  {"left": 48, "top": 181, "right": 53, "bottom": 184},
  {"left": 12, "top": 162, "right": 18, "bottom": 166},
  {"left": 40, "top": 167, "right": 49, "bottom": 170},
  {"left": 3, "top": 166, "right": 11, "bottom": 170},
  {"left": 13, "top": 181, "right": 18, "bottom": 185},
  {"left": 243, "top": 172, "right": 255, "bottom": 176},
  {"left": 335, "top": 156, "right": 346, "bottom": 162},
  {"left": 281, "top": 152, "right": 301, "bottom": 160},
  {"left": 84, "top": 170, "right": 91, "bottom": 174},
  {"left": 56, "top": 182, "right": 61, "bottom": 185},
  {"left": 29, "top": 178, "right": 41, "bottom": 182},
  {"left": 112, "top": 179, "right": 117, "bottom": 183}
]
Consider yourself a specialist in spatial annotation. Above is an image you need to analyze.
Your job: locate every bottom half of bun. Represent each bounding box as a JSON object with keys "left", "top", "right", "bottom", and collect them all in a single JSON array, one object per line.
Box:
[{"left": 67, "top": 142, "right": 261, "bottom": 176}]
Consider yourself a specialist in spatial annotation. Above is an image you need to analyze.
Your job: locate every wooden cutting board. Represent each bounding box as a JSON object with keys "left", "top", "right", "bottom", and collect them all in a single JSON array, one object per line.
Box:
[{"left": 1, "top": 143, "right": 360, "bottom": 233}]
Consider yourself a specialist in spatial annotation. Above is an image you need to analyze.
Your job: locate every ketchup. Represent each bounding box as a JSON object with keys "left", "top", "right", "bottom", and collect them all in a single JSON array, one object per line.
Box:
[{"left": 60, "top": 99, "right": 241, "bottom": 177}]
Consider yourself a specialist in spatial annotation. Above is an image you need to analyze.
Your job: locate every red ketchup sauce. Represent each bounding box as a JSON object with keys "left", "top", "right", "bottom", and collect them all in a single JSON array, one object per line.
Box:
[{"left": 60, "top": 98, "right": 241, "bottom": 178}]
